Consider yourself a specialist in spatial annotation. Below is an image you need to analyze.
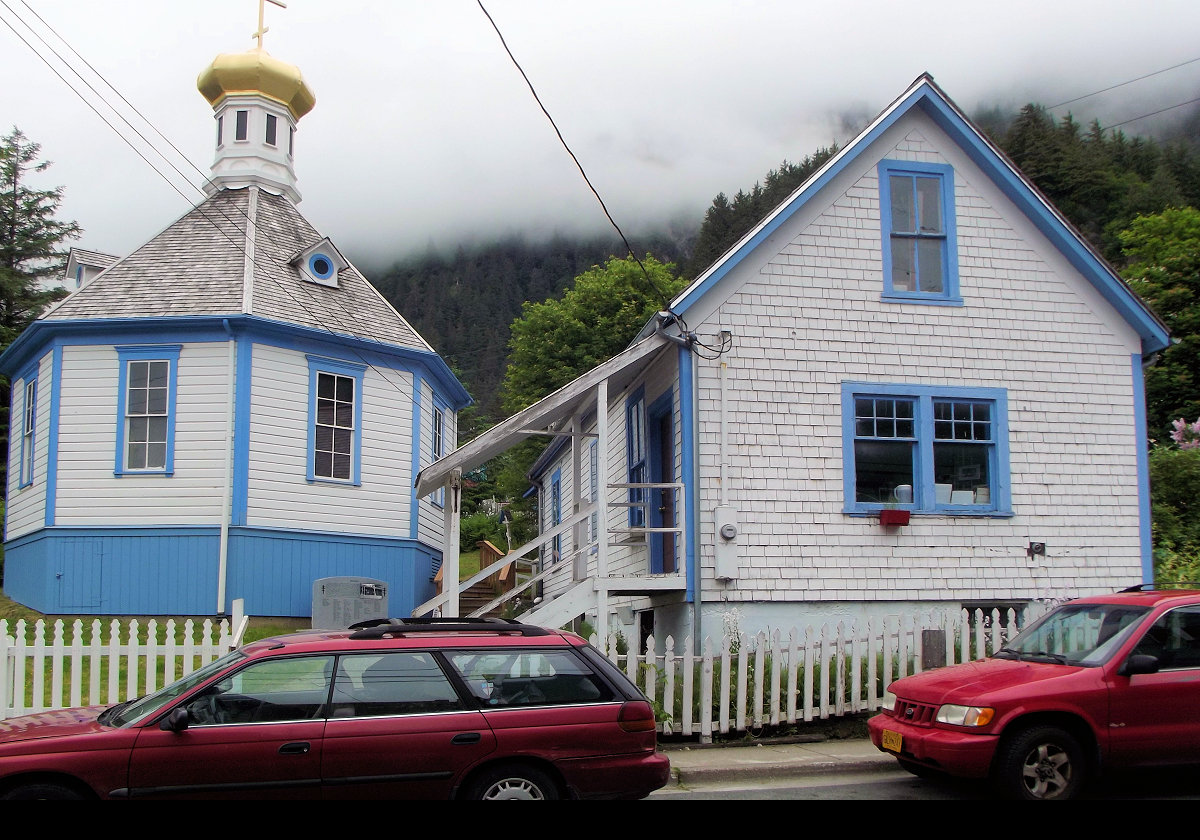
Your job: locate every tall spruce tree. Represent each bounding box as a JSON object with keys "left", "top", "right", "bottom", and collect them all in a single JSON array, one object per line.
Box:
[{"left": 0, "top": 127, "right": 79, "bottom": 484}]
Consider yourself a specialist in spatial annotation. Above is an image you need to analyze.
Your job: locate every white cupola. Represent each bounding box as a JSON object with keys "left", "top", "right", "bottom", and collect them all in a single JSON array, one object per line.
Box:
[{"left": 196, "top": 48, "right": 316, "bottom": 203}]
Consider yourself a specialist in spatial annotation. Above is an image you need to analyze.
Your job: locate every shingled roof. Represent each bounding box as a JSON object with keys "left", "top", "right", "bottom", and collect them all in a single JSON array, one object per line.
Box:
[{"left": 44, "top": 186, "right": 431, "bottom": 353}]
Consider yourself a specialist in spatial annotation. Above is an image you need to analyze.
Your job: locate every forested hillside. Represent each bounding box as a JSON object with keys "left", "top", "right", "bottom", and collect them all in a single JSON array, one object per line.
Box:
[{"left": 370, "top": 233, "right": 691, "bottom": 421}]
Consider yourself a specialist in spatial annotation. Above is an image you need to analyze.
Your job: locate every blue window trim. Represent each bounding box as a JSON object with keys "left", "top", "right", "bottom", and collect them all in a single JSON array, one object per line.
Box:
[
  {"left": 114, "top": 345, "right": 181, "bottom": 476},
  {"left": 841, "top": 381, "right": 1011, "bottom": 516},
  {"left": 550, "top": 468, "right": 562, "bottom": 563},
  {"left": 878, "top": 159, "right": 962, "bottom": 306},
  {"left": 625, "top": 386, "right": 647, "bottom": 527},
  {"left": 17, "top": 361, "right": 38, "bottom": 488},
  {"left": 306, "top": 355, "right": 365, "bottom": 486},
  {"left": 428, "top": 393, "right": 449, "bottom": 508},
  {"left": 410, "top": 375, "right": 424, "bottom": 538}
]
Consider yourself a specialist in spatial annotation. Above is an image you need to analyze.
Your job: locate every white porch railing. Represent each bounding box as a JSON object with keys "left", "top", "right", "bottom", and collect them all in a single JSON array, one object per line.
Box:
[
  {"left": 0, "top": 600, "right": 247, "bottom": 721},
  {"left": 412, "top": 481, "right": 687, "bottom": 623},
  {"left": 593, "top": 604, "right": 1046, "bottom": 743}
]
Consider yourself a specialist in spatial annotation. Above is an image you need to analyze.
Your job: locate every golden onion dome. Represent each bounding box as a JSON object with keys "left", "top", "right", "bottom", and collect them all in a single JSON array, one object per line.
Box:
[{"left": 197, "top": 49, "right": 316, "bottom": 121}]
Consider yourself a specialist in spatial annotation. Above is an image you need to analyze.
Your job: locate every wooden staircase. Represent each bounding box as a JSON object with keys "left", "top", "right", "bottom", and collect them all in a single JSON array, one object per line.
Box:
[{"left": 435, "top": 539, "right": 528, "bottom": 619}]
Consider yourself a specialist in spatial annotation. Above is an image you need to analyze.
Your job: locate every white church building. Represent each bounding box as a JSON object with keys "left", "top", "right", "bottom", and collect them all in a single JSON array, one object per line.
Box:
[{"left": 2, "top": 42, "right": 468, "bottom": 617}]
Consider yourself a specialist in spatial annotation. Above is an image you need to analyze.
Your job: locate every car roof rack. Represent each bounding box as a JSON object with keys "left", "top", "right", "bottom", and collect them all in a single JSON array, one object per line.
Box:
[
  {"left": 1119, "top": 583, "right": 1200, "bottom": 592},
  {"left": 347, "top": 616, "right": 553, "bottom": 639}
]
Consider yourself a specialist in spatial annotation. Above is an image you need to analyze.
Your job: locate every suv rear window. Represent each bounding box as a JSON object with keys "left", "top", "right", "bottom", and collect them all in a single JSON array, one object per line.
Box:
[{"left": 446, "top": 649, "right": 616, "bottom": 708}]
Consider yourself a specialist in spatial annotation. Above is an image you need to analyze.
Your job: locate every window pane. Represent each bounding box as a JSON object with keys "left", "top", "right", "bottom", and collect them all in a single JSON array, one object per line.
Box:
[
  {"left": 934, "top": 442, "right": 990, "bottom": 502},
  {"left": 891, "top": 238, "right": 915, "bottom": 291},
  {"left": 127, "top": 442, "right": 147, "bottom": 470},
  {"left": 916, "top": 177, "right": 942, "bottom": 233},
  {"left": 147, "top": 361, "right": 169, "bottom": 388},
  {"left": 265, "top": 114, "right": 277, "bottom": 146},
  {"left": 128, "top": 417, "right": 148, "bottom": 443},
  {"left": 130, "top": 361, "right": 149, "bottom": 389},
  {"left": 317, "top": 373, "right": 335, "bottom": 399},
  {"left": 335, "top": 403, "right": 353, "bottom": 428},
  {"left": 128, "top": 389, "right": 148, "bottom": 415},
  {"left": 315, "top": 425, "right": 333, "bottom": 450},
  {"left": 855, "top": 439, "right": 914, "bottom": 503},
  {"left": 334, "top": 428, "right": 352, "bottom": 454},
  {"left": 333, "top": 454, "right": 352, "bottom": 479},
  {"left": 336, "top": 376, "right": 353, "bottom": 402},
  {"left": 146, "top": 442, "right": 167, "bottom": 470},
  {"left": 315, "top": 451, "right": 333, "bottom": 477},
  {"left": 147, "top": 387, "right": 168, "bottom": 415},
  {"left": 331, "top": 653, "right": 463, "bottom": 717},
  {"left": 917, "top": 238, "right": 944, "bottom": 293},
  {"left": 235, "top": 110, "right": 248, "bottom": 141},
  {"left": 317, "top": 399, "right": 335, "bottom": 425},
  {"left": 889, "top": 176, "right": 914, "bottom": 233},
  {"left": 147, "top": 416, "right": 168, "bottom": 443}
]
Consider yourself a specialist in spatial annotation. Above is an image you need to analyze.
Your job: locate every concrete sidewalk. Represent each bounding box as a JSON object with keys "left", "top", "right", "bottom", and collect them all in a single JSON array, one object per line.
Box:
[{"left": 660, "top": 736, "right": 896, "bottom": 787}]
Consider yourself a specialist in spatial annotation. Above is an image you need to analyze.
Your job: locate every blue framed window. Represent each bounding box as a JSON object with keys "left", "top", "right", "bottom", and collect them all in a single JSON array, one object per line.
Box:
[
  {"left": 550, "top": 469, "right": 562, "bottom": 563},
  {"left": 842, "top": 382, "right": 1010, "bottom": 515},
  {"left": 18, "top": 367, "right": 37, "bottom": 487},
  {"left": 307, "top": 355, "right": 364, "bottom": 485},
  {"left": 878, "top": 160, "right": 961, "bottom": 305},
  {"left": 626, "top": 388, "right": 647, "bottom": 527},
  {"left": 588, "top": 438, "right": 599, "bottom": 551},
  {"left": 115, "top": 345, "right": 180, "bottom": 475},
  {"left": 429, "top": 396, "right": 448, "bottom": 507}
]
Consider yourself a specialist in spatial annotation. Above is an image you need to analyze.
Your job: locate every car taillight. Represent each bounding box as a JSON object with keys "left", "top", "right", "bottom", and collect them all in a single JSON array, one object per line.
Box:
[{"left": 618, "top": 700, "right": 657, "bottom": 733}]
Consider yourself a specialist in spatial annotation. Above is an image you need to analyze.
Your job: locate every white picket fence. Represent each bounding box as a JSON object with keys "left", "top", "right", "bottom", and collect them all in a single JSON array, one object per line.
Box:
[
  {"left": 2, "top": 602, "right": 1041, "bottom": 738},
  {"left": 594, "top": 605, "right": 1046, "bottom": 743},
  {"left": 0, "top": 600, "right": 247, "bottom": 721}
]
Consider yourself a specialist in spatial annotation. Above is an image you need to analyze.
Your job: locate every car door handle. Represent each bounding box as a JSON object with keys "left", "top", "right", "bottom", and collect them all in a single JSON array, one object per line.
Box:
[
  {"left": 451, "top": 732, "right": 483, "bottom": 745},
  {"left": 279, "top": 742, "right": 311, "bottom": 755}
]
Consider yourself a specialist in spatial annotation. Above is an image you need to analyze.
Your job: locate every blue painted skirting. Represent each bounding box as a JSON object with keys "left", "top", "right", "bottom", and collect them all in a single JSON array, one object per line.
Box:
[{"left": 2, "top": 526, "right": 440, "bottom": 617}]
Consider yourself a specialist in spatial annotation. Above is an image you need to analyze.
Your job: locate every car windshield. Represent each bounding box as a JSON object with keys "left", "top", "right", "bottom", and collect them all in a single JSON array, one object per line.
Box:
[
  {"left": 996, "top": 603, "right": 1150, "bottom": 666},
  {"left": 107, "top": 649, "right": 247, "bottom": 727}
]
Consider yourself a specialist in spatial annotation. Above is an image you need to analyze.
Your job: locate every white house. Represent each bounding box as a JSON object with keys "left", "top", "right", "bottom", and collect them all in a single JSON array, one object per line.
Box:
[
  {"left": 416, "top": 74, "right": 1169, "bottom": 648},
  {"left": 2, "top": 45, "right": 468, "bottom": 617}
]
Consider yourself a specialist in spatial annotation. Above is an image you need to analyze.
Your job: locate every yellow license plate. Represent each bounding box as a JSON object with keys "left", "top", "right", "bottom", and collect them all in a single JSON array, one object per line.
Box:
[{"left": 881, "top": 729, "right": 903, "bottom": 753}]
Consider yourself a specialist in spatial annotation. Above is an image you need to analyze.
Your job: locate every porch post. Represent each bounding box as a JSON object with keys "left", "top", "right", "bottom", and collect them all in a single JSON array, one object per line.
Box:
[
  {"left": 443, "top": 468, "right": 462, "bottom": 617},
  {"left": 571, "top": 410, "right": 586, "bottom": 582},
  {"left": 595, "top": 378, "right": 610, "bottom": 645}
]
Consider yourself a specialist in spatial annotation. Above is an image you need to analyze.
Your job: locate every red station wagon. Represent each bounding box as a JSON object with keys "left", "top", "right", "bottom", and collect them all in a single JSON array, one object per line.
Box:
[
  {"left": 869, "top": 586, "right": 1200, "bottom": 799},
  {"left": 0, "top": 618, "right": 671, "bottom": 800}
]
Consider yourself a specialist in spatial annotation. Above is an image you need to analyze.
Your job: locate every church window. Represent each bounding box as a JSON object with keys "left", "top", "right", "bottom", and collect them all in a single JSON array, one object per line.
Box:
[
  {"left": 307, "top": 356, "right": 364, "bottom": 485},
  {"left": 115, "top": 345, "right": 180, "bottom": 475}
]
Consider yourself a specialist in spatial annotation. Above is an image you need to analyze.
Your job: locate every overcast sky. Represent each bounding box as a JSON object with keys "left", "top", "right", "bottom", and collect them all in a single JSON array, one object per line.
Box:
[{"left": 3, "top": 0, "right": 1198, "bottom": 272}]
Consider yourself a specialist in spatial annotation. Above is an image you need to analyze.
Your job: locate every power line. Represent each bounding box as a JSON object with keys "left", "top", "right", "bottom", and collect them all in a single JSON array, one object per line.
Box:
[
  {"left": 1048, "top": 55, "right": 1200, "bottom": 110},
  {"left": 1103, "top": 96, "right": 1200, "bottom": 132},
  {"left": 0, "top": 2, "right": 433, "bottom": 406},
  {"left": 474, "top": 0, "right": 678, "bottom": 317}
]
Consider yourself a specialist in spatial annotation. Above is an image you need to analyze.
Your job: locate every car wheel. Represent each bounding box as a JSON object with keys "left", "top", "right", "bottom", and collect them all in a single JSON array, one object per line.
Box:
[
  {"left": 1, "top": 783, "right": 87, "bottom": 800},
  {"left": 465, "top": 764, "right": 560, "bottom": 800},
  {"left": 994, "top": 725, "right": 1086, "bottom": 800}
]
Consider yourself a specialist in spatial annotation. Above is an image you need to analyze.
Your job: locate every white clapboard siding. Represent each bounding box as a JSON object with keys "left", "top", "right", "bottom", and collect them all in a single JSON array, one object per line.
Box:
[
  {"left": 5, "top": 352, "right": 53, "bottom": 539},
  {"left": 247, "top": 343, "right": 414, "bottom": 538},
  {"left": 54, "top": 343, "right": 231, "bottom": 525}
]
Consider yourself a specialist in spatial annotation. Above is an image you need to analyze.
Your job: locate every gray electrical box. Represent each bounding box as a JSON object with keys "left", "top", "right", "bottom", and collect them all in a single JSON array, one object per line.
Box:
[{"left": 312, "top": 577, "right": 389, "bottom": 629}]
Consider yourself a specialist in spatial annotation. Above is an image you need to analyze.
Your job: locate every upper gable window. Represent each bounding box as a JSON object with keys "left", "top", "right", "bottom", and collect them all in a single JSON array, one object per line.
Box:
[
  {"left": 304, "top": 253, "right": 338, "bottom": 288},
  {"left": 265, "top": 114, "right": 278, "bottom": 147},
  {"left": 235, "top": 110, "right": 248, "bottom": 142},
  {"left": 878, "top": 160, "right": 961, "bottom": 305}
]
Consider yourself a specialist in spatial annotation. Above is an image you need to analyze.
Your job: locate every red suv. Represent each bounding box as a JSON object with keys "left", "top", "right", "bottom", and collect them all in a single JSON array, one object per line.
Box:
[
  {"left": 869, "top": 586, "right": 1200, "bottom": 799},
  {"left": 0, "top": 618, "right": 670, "bottom": 800}
]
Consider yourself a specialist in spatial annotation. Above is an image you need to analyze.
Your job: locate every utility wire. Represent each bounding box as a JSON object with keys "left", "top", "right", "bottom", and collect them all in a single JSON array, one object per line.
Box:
[
  {"left": 0, "top": 2, "right": 429, "bottom": 405},
  {"left": 1048, "top": 55, "right": 1200, "bottom": 109},
  {"left": 475, "top": 0, "right": 677, "bottom": 316}
]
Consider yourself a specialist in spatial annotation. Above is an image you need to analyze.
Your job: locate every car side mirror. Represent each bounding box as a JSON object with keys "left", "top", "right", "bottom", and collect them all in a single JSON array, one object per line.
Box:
[
  {"left": 160, "top": 707, "right": 190, "bottom": 732},
  {"left": 1119, "top": 654, "right": 1161, "bottom": 677}
]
